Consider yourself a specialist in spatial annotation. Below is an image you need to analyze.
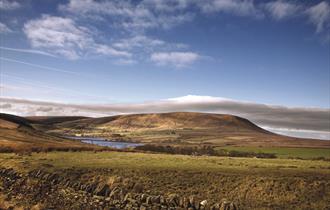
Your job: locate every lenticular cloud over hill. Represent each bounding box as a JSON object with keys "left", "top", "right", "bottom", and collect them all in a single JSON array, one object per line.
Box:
[{"left": 1, "top": 95, "right": 329, "bottom": 140}]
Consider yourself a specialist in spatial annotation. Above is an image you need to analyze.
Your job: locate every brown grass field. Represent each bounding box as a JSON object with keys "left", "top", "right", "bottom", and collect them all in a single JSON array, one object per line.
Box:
[
  {"left": 0, "top": 112, "right": 329, "bottom": 209},
  {"left": 0, "top": 151, "right": 329, "bottom": 209}
]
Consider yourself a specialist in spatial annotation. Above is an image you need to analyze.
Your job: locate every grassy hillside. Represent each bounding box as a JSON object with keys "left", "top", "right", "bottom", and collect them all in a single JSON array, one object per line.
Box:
[
  {"left": 42, "top": 112, "right": 330, "bottom": 148},
  {"left": 27, "top": 116, "right": 89, "bottom": 125},
  {"left": 0, "top": 151, "right": 329, "bottom": 209},
  {"left": 52, "top": 112, "right": 268, "bottom": 131},
  {"left": 0, "top": 113, "right": 100, "bottom": 152},
  {"left": 1, "top": 113, "right": 329, "bottom": 209},
  {"left": 0, "top": 113, "right": 34, "bottom": 129},
  {"left": 2, "top": 112, "right": 329, "bottom": 153}
]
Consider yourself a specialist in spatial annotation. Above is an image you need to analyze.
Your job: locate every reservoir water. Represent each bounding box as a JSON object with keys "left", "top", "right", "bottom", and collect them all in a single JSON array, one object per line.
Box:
[{"left": 68, "top": 136, "right": 143, "bottom": 149}]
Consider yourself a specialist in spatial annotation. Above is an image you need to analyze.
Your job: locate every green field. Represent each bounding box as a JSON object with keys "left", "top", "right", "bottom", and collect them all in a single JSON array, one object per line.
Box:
[
  {"left": 216, "top": 146, "right": 330, "bottom": 159},
  {"left": 1, "top": 151, "right": 330, "bottom": 209},
  {"left": 1, "top": 151, "right": 329, "bottom": 174}
]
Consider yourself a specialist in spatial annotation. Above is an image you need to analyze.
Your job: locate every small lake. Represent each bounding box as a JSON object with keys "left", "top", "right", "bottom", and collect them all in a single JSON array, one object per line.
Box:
[{"left": 68, "top": 136, "right": 143, "bottom": 149}]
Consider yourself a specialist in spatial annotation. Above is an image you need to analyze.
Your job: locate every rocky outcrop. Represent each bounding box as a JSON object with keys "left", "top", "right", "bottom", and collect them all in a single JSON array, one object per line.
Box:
[{"left": 0, "top": 168, "right": 238, "bottom": 210}]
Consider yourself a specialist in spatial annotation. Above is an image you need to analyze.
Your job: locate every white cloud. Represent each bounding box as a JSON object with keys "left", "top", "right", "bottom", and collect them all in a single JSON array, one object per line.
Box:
[
  {"left": 167, "top": 95, "right": 230, "bottom": 103},
  {"left": 93, "top": 44, "right": 132, "bottom": 58},
  {"left": 306, "top": 1, "right": 330, "bottom": 33},
  {"left": 112, "top": 35, "right": 189, "bottom": 62},
  {"left": 61, "top": 0, "right": 150, "bottom": 18},
  {"left": 263, "top": 1, "right": 330, "bottom": 35},
  {"left": 55, "top": 0, "right": 330, "bottom": 63},
  {"left": 0, "top": 103, "right": 11, "bottom": 109},
  {"left": 199, "top": 0, "right": 262, "bottom": 17},
  {"left": 0, "top": 22, "right": 11, "bottom": 33},
  {"left": 23, "top": 15, "right": 130, "bottom": 60},
  {"left": 265, "top": 0, "right": 301, "bottom": 20},
  {"left": 23, "top": 15, "right": 91, "bottom": 59},
  {"left": 0, "top": 0, "right": 20, "bottom": 10},
  {"left": 22, "top": 14, "right": 194, "bottom": 63},
  {"left": 60, "top": 0, "right": 330, "bottom": 35},
  {"left": 1, "top": 96, "right": 329, "bottom": 139},
  {"left": 113, "top": 35, "right": 165, "bottom": 50},
  {"left": 9, "top": 0, "right": 329, "bottom": 63},
  {"left": 60, "top": 0, "right": 193, "bottom": 31},
  {"left": 263, "top": 126, "right": 330, "bottom": 140},
  {"left": 151, "top": 52, "right": 200, "bottom": 67},
  {"left": 142, "top": 0, "right": 190, "bottom": 12}
]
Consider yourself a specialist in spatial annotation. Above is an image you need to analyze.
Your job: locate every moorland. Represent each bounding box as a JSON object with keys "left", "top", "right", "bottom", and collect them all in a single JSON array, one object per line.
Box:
[{"left": 0, "top": 112, "right": 329, "bottom": 209}]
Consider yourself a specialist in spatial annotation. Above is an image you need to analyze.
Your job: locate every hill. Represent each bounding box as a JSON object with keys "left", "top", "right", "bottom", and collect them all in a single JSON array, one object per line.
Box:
[
  {"left": 27, "top": 116, "right": 89, "bottom": 125},
  {"left": 53, "top": 112, "right": 268, "bottom": 131},
  {"left": 0, "top": 113, "right": 34, "bottom": 129},
  {"left": 0, "top": 113, "right": 99, "bottom": 152},
  {"left": 42, "top": 112, "right": 330, "bottom": 148}
]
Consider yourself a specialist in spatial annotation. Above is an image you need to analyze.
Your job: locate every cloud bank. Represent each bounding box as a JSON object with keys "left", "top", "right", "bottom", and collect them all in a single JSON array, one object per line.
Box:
[{"left": 1, "top": 95, "right": 329, "bottom": 140}]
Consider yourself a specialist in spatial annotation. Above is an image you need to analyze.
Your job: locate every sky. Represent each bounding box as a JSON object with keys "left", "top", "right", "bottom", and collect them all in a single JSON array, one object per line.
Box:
[{"left": 0, "top": 0, "right": 329, "bottom": 140}]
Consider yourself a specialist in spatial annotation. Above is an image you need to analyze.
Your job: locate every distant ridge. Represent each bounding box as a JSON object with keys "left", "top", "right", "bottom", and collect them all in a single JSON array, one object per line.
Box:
[
  {"left": 1, "top": 112, "right": 329, "bottom": 149},
  {"left": 58, "top": 112, "right": 269, "bottom": 132},
  {"left": 41, "top": 112, "right": 330, "bottom": 148},
  {"left": 0, "top": 113, "right": 99, "bottom": 152},
  {"left": 27, "top": 116, "right": 89, "bottom": 125},
  {"left": 0, "top": 113, "right": 34, "bottom": 129}
]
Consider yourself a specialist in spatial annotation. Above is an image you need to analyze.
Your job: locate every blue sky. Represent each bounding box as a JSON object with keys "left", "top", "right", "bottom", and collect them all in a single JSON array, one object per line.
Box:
[{"left": 0, "top": 0, "right": 329, "bottom": 139}]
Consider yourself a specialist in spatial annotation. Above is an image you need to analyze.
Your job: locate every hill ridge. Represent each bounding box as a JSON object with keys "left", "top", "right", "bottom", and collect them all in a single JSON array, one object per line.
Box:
[{"left": 2, "top": 112, "right": 329, "bottom": 148}]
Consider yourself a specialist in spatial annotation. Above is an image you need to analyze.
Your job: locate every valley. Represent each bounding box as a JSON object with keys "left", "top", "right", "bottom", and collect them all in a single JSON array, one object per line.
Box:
[{"left": 0, "top": 112, "right": 330, "bottom": 209}]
